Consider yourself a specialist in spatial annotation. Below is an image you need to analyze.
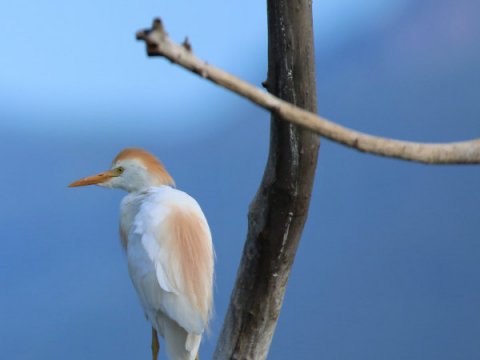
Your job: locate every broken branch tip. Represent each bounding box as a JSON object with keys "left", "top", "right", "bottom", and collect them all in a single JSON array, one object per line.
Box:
[
  {"left": 182, "top": 37, "right": 192, "bottom": 52},
  {"left": 153, "top": 18, "right": 163, "bottom": 30}
]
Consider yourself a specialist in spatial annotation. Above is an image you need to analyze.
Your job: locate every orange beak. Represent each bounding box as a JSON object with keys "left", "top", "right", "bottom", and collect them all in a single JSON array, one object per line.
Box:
[{"left": 68, "top": 169, "right": 118, "bottom": 187}]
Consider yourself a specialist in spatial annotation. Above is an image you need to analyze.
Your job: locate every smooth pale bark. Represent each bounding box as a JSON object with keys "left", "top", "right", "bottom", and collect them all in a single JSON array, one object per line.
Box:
[{"left": 137, "top": 19, "right": 480, "bottom": 164}]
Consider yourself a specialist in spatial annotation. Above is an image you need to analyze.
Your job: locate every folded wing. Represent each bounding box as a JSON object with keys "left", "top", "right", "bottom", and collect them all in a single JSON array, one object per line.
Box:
[{"left": 129, "top": 188, "right": 214, "bottom": 337}]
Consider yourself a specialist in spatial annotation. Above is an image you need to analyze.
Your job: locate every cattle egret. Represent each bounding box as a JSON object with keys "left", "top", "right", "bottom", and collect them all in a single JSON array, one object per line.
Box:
[{"left": 69, "top": 148, "right": 214, "bottom": 360}]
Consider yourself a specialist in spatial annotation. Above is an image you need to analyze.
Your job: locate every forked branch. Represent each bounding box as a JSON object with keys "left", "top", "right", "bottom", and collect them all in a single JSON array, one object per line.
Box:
[{"left": 136, "top": 18, "right": 480, "bottom": 164}]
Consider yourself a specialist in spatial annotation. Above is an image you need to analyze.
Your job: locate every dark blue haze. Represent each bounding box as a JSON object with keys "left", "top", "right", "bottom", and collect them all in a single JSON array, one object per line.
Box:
[{"left": 1, "top": 0, "right": 479, "bottom": 359}]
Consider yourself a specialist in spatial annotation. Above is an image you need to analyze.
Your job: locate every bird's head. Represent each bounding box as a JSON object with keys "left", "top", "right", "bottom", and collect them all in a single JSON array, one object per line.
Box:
[{"left": 69, "top": 148, "right": 175, "bottom": 193}]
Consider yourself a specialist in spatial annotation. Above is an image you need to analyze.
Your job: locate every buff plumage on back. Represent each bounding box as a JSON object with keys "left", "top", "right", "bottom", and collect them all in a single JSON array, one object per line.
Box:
[
  {"left": 164, "top": 206, "right": 214, "bottom": 323},
  {"left": 114, "top": 148, "right": 175, "bottom": 187}
]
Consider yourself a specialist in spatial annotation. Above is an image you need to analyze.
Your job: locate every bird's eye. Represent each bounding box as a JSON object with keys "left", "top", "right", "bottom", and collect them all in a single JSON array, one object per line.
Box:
[{"left": 117, "top": 166, "right": 125, "bottom": 174}]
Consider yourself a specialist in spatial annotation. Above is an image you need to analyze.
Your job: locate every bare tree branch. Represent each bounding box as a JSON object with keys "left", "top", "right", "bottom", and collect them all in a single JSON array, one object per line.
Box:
[
  {"left": 212, "top": 0, "right": 320, "bottom": 358},
  {"left": 136, "top": 18, "right": 480, "bottom": 165}
]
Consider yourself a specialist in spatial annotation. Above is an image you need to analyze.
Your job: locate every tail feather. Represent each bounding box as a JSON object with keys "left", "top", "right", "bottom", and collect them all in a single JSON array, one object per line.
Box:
[
  {"left": 185, "top": 333, "right": 202, "bottom": 353},
  {"left": 156, "top": 312, "right": 202, "bottom": 360}
]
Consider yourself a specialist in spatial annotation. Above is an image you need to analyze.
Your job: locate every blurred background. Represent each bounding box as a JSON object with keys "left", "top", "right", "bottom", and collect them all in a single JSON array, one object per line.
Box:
[{"left": 1, "top": 0, "right": 480, "bottom": 359}]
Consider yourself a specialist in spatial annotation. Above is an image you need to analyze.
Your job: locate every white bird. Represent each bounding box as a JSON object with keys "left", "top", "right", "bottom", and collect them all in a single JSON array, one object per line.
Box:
[{"left": 69, "top": 148, "right": 214, "bottom": 360}]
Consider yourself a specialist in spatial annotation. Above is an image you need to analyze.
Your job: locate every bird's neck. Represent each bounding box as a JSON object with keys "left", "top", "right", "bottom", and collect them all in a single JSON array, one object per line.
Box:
[{"left": 121, "top": 171, "right": 174, "bottom": 193}]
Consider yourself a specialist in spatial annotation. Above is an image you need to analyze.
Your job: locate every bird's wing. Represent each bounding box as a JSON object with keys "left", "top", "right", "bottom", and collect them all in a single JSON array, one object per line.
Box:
[{"left": 130, "top": 187, "right": 214, "bottom": 335}]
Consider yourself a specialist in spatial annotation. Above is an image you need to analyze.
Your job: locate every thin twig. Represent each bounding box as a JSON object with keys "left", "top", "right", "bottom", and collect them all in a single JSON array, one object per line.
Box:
[{"left": 136, "top": 18, "right": 480, "bottom": 164}]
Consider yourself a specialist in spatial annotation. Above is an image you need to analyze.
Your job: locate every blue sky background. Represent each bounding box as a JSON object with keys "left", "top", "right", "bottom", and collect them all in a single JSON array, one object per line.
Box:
[{"left": 1, "top": 0, "right": 480, "bottom": 359}]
